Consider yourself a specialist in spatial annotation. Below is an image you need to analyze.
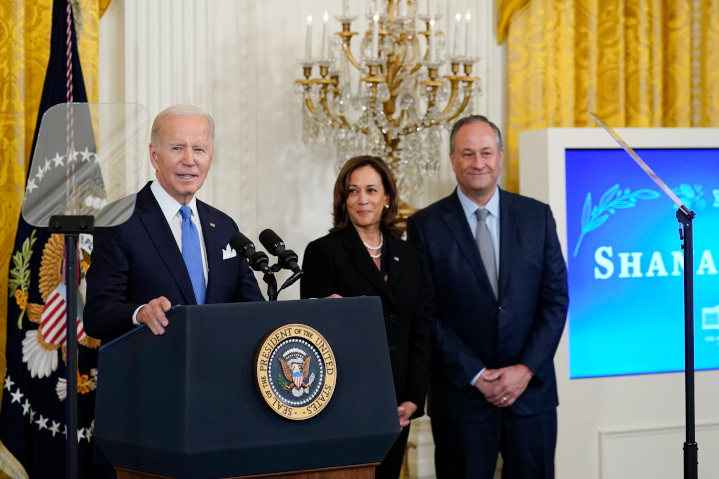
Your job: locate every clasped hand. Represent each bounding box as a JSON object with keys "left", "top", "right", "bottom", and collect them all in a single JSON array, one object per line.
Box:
[
  {"left": 474, "top": 364, "right": 533, "bottom": 407},
  {"left": 397, "top": 401, "right": 418, "bottom": 429}
]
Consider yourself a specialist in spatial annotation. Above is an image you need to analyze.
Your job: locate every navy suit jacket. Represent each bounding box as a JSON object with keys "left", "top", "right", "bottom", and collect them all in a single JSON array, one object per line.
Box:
[
  {"left": 84, "top": 182, "right": 263, "bottom": 341},
  {"left": 406, "top": 188, "right": 568, "bottom": 422},
  {"left": 300, "top": 225, "right": 431, "bottom": 415}
]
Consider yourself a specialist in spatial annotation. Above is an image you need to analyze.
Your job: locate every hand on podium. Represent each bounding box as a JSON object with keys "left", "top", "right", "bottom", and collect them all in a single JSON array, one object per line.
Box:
[{"left": 136, "top": 296, "right": 172, "bottom": 335}]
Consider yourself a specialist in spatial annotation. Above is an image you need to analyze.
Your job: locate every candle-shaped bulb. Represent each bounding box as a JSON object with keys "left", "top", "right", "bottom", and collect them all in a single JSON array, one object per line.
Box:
[
  {"left": 321, "top": 11, "right": 329, "bottom": 58},
  {"left": 372, "top": 12, "right": 379, "bottom": 59},
  {"left": 454, "top": 11, "right": 462, "bottom": 57},
  {"left": 343, "top": 0, "right": 349, "bottom": 16},
  {"left": 305, "top": 15, "right": 313, "bottom": 61},
  {"left": 465, "top": 10, "right": 472, "bottom": 59},
  {"left": 429, "top": 18, "right": 436, "bottom": 62}
]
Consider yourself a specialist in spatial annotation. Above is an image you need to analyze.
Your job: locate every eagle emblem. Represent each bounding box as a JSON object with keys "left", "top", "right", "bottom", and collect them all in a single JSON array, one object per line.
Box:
[
  {"left": 256, "top": 325, "right": 336, "bottom": 420},
  {"left": 11, "top": 231, "right": 100, "bottom": 395},
  {"left": 277, "top": 348, "right": 316, "bottom": 397},
  {"left": 280, "top": 356, "right": 310, "bottom": 390}
]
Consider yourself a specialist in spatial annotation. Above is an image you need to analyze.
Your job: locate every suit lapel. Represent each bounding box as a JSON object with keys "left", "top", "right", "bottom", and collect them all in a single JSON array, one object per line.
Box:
[
  {"left": 197, "top": 201, "right": 222, "bottom": 304},
  {"left": 136, "top": 184, "right": 197, "bottom": 305},
  {"left": 441, "top": 193, "right": 496, "bottom": 298},
  {"left": 340, "top": 226, "right": 395, "bottom": 302},
  {"left": 498, "top": 189, "right": 518, "bottom": 299}
]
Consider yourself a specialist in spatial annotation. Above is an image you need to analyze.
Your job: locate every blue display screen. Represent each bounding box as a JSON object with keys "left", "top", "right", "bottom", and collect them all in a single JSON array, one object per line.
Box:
[{"left": 565, "top": 149, "right": 719, "bottom": 378}]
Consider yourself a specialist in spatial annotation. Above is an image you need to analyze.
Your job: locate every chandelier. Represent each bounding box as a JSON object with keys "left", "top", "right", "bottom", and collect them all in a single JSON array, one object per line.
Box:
[{"left": 296, "top": 0, "right": 481, "bottom": 196}]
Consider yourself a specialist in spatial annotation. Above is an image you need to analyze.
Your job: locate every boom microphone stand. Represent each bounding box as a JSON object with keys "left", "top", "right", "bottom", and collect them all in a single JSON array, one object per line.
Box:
[
  {"left": 591, "top": 112, "right": 698, "bottom": 479},
  {"left": 677, "top": 208, "right": 698, "bottom": 479}
]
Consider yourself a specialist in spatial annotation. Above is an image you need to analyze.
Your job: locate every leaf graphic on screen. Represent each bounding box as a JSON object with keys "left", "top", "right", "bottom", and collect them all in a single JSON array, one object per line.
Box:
[
  {"left": 671, "top": 183, "right": 706, "bottom": 211},
  {"left": 573, "top": 184, "right": 660, "bottom": 257}
]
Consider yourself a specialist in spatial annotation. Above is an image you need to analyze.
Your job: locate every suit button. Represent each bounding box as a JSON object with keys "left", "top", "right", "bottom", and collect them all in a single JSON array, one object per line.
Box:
[
  {"left": 389, "top": 314, "right": 398, "bottom": 322},
  {"left": 388, "top": 346, "right": 396, "bottom": 353}
]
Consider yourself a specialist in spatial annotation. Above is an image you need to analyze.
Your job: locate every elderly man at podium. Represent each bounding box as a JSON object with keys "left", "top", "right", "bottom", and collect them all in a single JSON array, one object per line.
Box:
[{"left": 85, "top": 104, "right": 263, "bottom": 342}]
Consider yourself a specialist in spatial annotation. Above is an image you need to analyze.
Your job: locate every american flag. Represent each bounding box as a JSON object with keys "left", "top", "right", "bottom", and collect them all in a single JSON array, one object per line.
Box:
[{"left": 40, "top": 285, "right": 87, "bottom": 345}]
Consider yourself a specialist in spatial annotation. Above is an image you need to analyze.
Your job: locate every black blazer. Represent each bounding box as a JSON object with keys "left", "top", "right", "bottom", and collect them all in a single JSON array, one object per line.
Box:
[
  {"left": 406, "top": 188, "right": 568, "bottom": 422},
  {"left": 84, "top": 182, "right": 264, "bottom": 341},
  {"left": 300, "top": 225, "right": 430, "bottom": 415}
]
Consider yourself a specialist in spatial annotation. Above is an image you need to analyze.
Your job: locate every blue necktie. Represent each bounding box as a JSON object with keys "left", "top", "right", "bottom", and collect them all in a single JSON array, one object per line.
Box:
[{"left": 179, "top": 205, "right": 206, "bottom": 305}]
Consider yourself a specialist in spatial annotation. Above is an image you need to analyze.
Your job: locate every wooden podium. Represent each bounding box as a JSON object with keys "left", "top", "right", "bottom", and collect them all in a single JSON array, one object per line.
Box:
[
  {"left": 94, "top": 298, "right": 399, "bottom": 479},
  {"left": 115, "top": 464, "right": 378, "bottom": 479}
]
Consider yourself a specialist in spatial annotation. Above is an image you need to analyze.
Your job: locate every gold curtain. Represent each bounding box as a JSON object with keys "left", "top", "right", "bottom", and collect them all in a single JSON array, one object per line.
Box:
[
  {"left": 0, "top": 0, "right": 109, "bottom": 398},
  {"left": 499, "top": 0, "right": 719, "bottom": 193}
]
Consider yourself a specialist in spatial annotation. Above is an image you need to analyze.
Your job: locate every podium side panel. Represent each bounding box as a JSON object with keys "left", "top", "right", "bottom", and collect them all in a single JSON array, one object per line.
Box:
[{"left": 95, "top": 316, "right": 189, "bottom": 470}]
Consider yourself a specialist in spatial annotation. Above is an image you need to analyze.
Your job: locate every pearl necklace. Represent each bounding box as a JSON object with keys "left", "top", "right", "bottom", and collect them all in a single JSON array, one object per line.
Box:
[{"left": 363, "top": 232, "right": 383, "bottom": 259}]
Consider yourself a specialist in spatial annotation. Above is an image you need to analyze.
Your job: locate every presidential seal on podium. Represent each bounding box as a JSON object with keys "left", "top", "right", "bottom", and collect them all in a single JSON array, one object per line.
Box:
[{"left": 255, "top": 323, "right": 337, "bottom": 420}]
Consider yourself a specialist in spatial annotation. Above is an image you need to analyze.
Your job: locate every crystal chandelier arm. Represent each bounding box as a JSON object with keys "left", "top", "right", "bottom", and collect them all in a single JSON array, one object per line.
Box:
[
  {"left": 340, "top": 32, "right": 362, "bottom": 71},
  {"left": 409, "top": 60, "right": 424, "bottom": 76},
  {"left": 304, "top": 97, "right": 316, "bottom": 114},
  {"left": 393, "top": 83, "right": 445, "bottom": 137},
  {"left": 397, "top": 29, "right": 423, "bottom": 77},
  {"left": 395, "top": 118, "right": 443, "bottom": 138},
  {"left": 442, "top": 77, "right": 461, "bottom": 115},
  {"left": 444, "top": 80, "right": 477, "bottom": 123},
  {"left": 318, "top": 84, "right": 351, "bottom": 128},
  {"left": 425, "top": 82, "right": 440, "bottom": 111},
  {"left": 295, "top": 80, "right": 318, "bottom": 114}
]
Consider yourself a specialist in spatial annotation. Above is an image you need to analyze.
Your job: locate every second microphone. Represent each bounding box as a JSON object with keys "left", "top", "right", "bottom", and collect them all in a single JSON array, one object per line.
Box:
[{"left": 259, "top": 229, "right": 302, "bottom": 274}]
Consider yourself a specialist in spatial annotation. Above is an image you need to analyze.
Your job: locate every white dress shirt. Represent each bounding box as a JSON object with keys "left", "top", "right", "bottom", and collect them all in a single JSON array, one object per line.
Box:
[
  {"left": 456, "top": 185, "right": 501, "bottom": 386},
  {"left": 456, "top": 185, "right": 500, "bottom": 275}
]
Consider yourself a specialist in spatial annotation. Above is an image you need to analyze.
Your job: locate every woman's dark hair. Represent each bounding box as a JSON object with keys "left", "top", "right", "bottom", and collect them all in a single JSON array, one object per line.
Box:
[{"left": 331, "top": 156, "right": 403, "bottom": 238}]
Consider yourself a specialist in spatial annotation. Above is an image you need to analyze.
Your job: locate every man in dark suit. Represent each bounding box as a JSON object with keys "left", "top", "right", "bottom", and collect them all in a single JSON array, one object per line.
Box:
[
  {"left": 406, "top": 115, "right": 568, "bottom": 479},
  {"left": 84, "top": 105, "right": 263, "bottom": 342}
]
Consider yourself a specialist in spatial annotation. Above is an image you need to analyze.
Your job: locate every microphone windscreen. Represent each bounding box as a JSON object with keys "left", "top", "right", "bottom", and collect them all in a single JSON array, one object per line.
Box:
[
  {"left": 259, "top": 229, "right": 283, "bottom": 254},
  {"left": 230, "top": 232, "right": 254, "bottom": 254}
]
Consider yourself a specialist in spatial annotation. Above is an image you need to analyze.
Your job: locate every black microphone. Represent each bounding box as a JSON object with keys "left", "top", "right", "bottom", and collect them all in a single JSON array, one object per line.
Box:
[
  {"left": 259, "top": 229, "right": 302, "bottom": 274},
  {"left": 229, "top": 232, "right": 270, "bottom": 273}
]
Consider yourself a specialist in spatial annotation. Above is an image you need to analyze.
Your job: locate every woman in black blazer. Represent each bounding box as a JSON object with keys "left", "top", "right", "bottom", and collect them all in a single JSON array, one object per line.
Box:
[{"left": 301, "top": 156, "right": 430, "bottom": 479}]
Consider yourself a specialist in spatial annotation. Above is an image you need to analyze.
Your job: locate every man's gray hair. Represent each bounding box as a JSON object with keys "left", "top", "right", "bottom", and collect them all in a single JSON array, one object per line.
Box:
[
  {"left": 449, "top": 115, "right": 503, "bottom": 153},
  {"left": 150, "top": 104, "right": 215, "bottom": 147}
]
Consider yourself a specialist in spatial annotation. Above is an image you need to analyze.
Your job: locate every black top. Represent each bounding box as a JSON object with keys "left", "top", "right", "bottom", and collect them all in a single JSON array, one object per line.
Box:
[{"left": 300, "top": 224, "right": 431, "bottom": 415}]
